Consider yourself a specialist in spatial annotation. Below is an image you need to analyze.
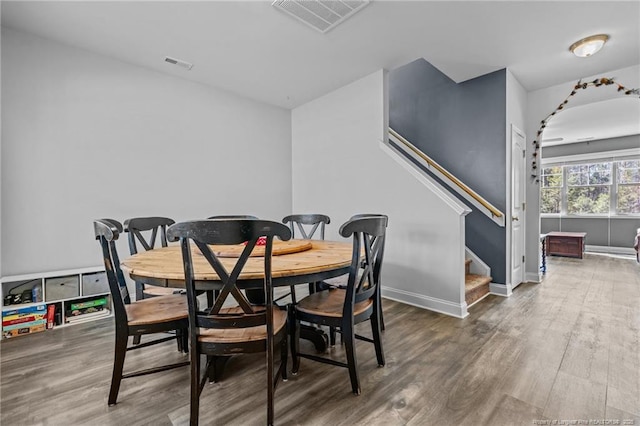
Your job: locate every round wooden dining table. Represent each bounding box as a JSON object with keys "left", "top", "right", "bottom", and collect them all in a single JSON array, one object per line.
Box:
[
  {"left": 121, "top": 239, "right": 353, "bottom": 352},
  {"left": 120, "top": 240, "right": 353, "bottom": 292}
]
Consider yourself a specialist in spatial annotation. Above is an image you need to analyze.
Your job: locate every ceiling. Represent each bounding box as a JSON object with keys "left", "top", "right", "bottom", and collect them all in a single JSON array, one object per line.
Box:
[
  {"left": 542, "top": 97, "right": 640, "bottom": 146},
  {"left": 2, "top": 1, "right": 639, "bottom": 143}
]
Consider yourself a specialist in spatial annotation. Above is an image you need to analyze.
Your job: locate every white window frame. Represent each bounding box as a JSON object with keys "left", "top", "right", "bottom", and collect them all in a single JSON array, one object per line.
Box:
[
  {"left": 616, "top": 159, "right": 640, "bottom": 215},
  {"left": 540, "top": 166, "right": 563, "bottom": 215},
  {"left": 565, "top": 161, "right": 612, "bottom": 216},
  {"left": 540, "top": 153, "right": 640, "bottom": 218}
]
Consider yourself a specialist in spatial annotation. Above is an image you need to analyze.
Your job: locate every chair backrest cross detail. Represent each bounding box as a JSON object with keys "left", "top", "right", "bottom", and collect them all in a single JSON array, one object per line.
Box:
[
  {"left": 168, "top": 219, "right": 291, "bottom": 332},
  {"left": 282, "top": 214, "right": 330, "bottom": 240},
  {"left": 124, "top": 217, "right": 175, "bottom": 255},
  {"left": 340, "top": 216, "right": 387, "bottom": 317}
]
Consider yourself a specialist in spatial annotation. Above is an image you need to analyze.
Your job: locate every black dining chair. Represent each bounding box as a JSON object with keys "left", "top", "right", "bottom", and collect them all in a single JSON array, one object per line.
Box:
[
  {"left": 93, "top": 219, "right": 189, "bottom": 406},
  {"left": 124, "top": 216, "right": 184, "bottom": 346},
  {"left": 167, "top": 219, "right": 291, "bottom": 426},
  {"left": 349, "top": 213, "right": 388, "bottom": 331},
  {"left": 281, "top": 214, "right": 331, "bottom": 304},
  {"left": 289, "top": 216, "right": 387, "bottom": 395},
  {"left": 124, "top": 217, "right": 180, "bottom": 300}
]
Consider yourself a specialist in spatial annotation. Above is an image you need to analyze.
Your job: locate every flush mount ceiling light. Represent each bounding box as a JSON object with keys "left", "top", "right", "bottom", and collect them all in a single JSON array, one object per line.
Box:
[
  {"left": 272, "top": 0, "right": 370, "bottom": 33},
  {"left": 569, "top": 34, "right": 609, "bottom": 57}
]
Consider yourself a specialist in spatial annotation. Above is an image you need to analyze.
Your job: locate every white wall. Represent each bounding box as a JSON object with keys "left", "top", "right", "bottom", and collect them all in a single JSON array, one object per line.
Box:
[
  {"left": 0, "top": 22, "right": 3, "bottom": 279},
  {"left": 292, "top": 70, "right": 470, "bottom": 317},
  {"left": 1, "top": 28, "right": 292, "bottom": 276},
  {"left": 526, "top": 64, "right": 640, "bottom": 282},
  {"left": 506, "top": 70, "right": 529, "bottom": 285}
]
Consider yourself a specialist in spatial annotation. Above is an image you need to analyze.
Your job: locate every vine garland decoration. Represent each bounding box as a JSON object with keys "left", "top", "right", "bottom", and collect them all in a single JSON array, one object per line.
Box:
[{"left": 531, "top": 77, "right": 640, "bottom": 183}]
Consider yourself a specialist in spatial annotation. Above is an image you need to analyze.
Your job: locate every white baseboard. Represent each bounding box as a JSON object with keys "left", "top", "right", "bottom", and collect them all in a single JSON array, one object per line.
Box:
[
  {"left": 525, "top": 272, "right": 542, "bottom": 283},
  {"left": 381, "top": 287, "right": 468, "bottom": 319},
  {"left": 489, "top": 282, "right": 512, "bottom": 297}
]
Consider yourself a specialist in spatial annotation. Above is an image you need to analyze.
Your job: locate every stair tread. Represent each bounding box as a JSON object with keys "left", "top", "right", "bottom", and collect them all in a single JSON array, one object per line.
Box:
[{"left": 465, "top": 274, "right": 492, "bottom": 291}]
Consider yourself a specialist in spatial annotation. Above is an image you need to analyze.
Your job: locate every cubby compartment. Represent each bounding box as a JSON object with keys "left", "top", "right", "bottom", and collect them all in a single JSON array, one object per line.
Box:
[
  {"left": 64, "top": 294, "right": 111, "bottom": 324},
  {"left": 82, "top": 271, "right": 109, "bottom": 296},
  {"left": 2, "top": 278, "right": 43, "bottom": 307},
  {"left": 45, "top": 275, "right": 80, "bottom": 301}
]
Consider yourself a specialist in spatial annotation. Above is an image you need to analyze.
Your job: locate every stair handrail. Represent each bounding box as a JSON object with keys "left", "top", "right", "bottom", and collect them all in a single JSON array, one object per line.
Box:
[{"left": 389, "top": 128, "right": 505, "bottom": 227}]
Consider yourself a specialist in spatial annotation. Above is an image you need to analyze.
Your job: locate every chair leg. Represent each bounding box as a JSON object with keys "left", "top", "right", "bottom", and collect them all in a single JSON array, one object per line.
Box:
[
  {"left": 176, "top": 329, "right": 183, "bottom": 352},
  {"left": 378, "top": 292, "right": 385, "bottom": 331},
  {"left": 108, "top": 332, "right": 128, "bottom": 406},
  {"left": 190, "top": 352, "right": 200, "bottom": 426},
  {"left": 289, "top": 285, "right": 297, "bottom": 305},
  {"left": 135, "top": 281, "right": 145, "bottom": 301},
  {"left": 132, "top": 283, "right": 144, "bottom": 346},
  {"left": 206, "top": 290, "right": 214, "bottom": 309},
  {"left": 343, "top": 322, "right": 360, "bottom": 395},
  {"left": 289, "top": 306, "right": 300, "bottom": 375},
  {"left": 329, "top": 326, "right": 336, "bottom": 346},
  {"left": 207, "top": 355, "right": 215, "bottom": 383},
  {"left": 267, "top": 329, "right": 275, "bottom": 426},
  {"left": 182, "top": 328, "right": 189, "bottom": 354},
  {"left": 370, "top": 313, "right": 385, "bottom": 367},
  {"left": 281, "top": 334, "right": 288, "bottom": 381}
]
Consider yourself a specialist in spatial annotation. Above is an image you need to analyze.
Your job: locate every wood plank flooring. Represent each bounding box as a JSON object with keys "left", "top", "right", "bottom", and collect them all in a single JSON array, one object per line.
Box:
[{"left": 1, "top": 253, "right": 639, "bottom": 425}]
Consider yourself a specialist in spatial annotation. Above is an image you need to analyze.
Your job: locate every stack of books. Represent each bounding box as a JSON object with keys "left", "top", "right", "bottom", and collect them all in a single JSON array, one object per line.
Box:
[
  {"left": 2, "top": 304, "right": 48, "bottom": 338},
  {"left": 65, "top": 297, "right": 110, "bottom": 324}
]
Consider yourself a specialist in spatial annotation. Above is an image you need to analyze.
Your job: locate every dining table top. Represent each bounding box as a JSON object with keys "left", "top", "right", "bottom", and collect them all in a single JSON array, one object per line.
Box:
[{"left": 120, "top": 239, "right": 354, "bottom": 289}]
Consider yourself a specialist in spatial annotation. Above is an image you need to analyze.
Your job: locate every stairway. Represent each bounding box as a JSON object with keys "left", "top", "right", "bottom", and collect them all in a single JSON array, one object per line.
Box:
[{"left": 465, "top": 259, "right": 492, "bottom": 307}]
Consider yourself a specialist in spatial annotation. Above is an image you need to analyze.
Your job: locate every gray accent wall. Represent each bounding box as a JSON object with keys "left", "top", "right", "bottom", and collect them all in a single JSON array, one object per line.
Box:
[{"left": 389, "top": 58, "right": 507, "bottom": 284}]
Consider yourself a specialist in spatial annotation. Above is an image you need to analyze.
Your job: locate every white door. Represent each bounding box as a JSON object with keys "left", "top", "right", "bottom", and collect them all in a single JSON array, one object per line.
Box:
[{"left": 511, "top": 126, "right": 526, "bottom": 288}]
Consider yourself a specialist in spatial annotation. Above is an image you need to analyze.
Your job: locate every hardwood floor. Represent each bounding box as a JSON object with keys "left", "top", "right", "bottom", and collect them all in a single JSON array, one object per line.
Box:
[{"left": 1, "top": 253, "right": 639, "bottom": 425}]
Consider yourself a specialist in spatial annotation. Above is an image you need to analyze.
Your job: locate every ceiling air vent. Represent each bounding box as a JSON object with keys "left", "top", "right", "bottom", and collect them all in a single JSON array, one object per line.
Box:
[
  {"left": 164, "top": 56, "right": 193, "bottom": 71},
  {"left": 272, "top": 0, "right": 370, "bottom": 33}
]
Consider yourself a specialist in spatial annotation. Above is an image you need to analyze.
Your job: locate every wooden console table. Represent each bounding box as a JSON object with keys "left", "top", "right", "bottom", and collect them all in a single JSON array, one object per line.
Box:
[{"left": 545, "top": 232, "right": 587, "bottom": 259}]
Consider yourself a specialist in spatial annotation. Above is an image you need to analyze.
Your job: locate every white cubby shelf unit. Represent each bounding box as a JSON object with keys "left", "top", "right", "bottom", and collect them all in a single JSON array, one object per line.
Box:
[{"left": 1, "top": 266, "right": 112, "bottom": 339}]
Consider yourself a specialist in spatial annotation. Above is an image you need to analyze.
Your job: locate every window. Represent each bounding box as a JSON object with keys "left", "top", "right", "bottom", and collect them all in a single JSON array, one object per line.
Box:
[
  {"left": 566, "top": 162, "right": 610, "bottom": 214},
  {"left": 617, "top": 159, "right": 640, "bottom": 214},
  {"left": 540, "top": 166, "right": 562, "bottom": 214},
  {"left": 540, "top": 158, "right": 640, "bottom": 217}
]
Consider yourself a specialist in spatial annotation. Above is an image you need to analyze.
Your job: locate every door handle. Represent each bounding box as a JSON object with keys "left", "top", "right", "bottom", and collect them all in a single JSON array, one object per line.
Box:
[{"left": 512, "top": 216, "right": 519, "bottom": 221}]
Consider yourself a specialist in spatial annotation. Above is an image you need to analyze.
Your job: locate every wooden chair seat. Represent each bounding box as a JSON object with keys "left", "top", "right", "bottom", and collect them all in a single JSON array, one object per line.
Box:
[
  {"left": 142, "top": 285, "right": 181, "bottom": 297},
  {"left": 296, "top": 288, "right": 372, "bottom": 318},
  {"left": 126, "top": 294, "right": 188, "bottom": 326},
  {"left": 199, "top": 308, "right": 287, "bottom": 343}
]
